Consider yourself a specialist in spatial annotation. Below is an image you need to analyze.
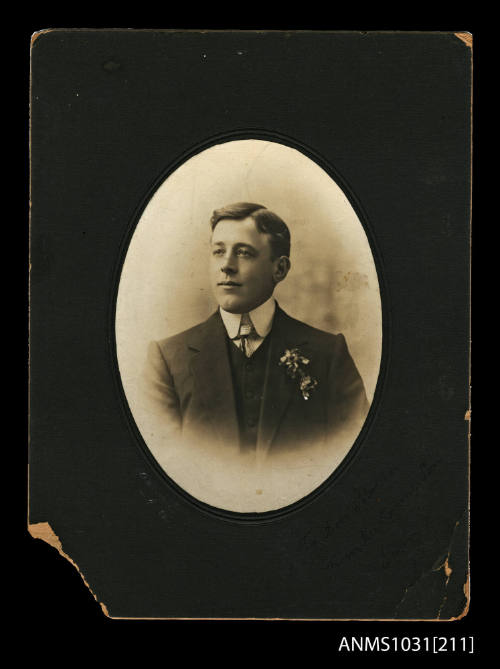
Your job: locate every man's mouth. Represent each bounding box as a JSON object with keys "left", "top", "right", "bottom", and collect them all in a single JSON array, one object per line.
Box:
[{"left": 218, "top": 281, "right": 242, "bottom": 286}]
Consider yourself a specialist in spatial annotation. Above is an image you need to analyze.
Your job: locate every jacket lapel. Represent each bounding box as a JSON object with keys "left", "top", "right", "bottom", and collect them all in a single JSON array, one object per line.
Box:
[
  {"left": 188, "top": 312, "right": 240, "bottom": 447},
  {"left": 257, "top": 306, "right": 308, "bottom": 454}
]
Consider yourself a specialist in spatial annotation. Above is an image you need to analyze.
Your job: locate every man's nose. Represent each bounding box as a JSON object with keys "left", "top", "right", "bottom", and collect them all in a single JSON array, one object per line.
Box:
[{"left": 221, "top": 254, "right": 237, "bottom": 274}]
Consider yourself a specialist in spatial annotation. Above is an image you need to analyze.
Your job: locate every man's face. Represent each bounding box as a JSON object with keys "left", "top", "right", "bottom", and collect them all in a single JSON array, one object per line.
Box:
[{"left": 210, "top": 217, "right": 280, "bottom": 314}]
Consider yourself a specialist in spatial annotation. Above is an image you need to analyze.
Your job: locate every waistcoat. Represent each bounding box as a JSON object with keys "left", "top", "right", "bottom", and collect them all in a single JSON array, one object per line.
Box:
[{"left": 226, "top": 333, "right": 272, "bottom": 452}]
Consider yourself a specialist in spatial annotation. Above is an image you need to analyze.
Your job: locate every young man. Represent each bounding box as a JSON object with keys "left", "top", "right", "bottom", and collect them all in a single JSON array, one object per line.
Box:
[{"left": 142, "top": 202, "right": 369, "bottom": 458}]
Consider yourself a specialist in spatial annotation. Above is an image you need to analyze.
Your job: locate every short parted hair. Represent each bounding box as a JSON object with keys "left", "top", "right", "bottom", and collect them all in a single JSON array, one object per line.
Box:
[{"left": 210, "top": 202, "right": 291, "bottom": 259}]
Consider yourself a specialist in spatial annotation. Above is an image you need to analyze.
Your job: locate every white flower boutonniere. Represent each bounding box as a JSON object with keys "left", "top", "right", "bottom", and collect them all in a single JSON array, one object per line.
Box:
[{"left": 279, "top": 348, "right": 318, "bottom": 400}]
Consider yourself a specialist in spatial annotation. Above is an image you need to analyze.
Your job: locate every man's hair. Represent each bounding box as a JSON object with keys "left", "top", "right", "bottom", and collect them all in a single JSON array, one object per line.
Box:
[{"left": 210, "top": 202, "right": 291, "bottom": 259}]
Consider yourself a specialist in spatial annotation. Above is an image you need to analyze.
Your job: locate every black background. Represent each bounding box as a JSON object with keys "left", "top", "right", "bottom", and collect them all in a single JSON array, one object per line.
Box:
[{"left": 25, "top": 23, "right": 477, "bottom": 647}]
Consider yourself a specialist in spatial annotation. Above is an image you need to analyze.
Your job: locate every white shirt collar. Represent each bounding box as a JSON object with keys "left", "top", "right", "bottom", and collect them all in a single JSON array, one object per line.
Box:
[{"left": 219, "top": 296, "right": 276, "bottom": 339}]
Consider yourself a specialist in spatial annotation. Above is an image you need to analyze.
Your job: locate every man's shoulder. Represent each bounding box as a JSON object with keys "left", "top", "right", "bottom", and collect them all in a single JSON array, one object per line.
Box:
[
  {"left": 277, "top": 307, "right": 346, "bottom": 352},
  {"left": 154, "top": 312, "right": 220, "bottom": 358}
]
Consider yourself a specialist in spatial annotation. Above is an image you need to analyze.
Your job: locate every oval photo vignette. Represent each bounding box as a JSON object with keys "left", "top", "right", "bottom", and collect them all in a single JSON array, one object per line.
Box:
[{"left": 115, "top": 139, "right": 383, "bottom": 514}]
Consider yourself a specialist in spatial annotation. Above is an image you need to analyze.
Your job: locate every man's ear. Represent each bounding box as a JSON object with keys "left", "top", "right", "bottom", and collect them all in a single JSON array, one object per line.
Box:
[{"left": 273, "top": 256, "right": 291, "bottom": 283}]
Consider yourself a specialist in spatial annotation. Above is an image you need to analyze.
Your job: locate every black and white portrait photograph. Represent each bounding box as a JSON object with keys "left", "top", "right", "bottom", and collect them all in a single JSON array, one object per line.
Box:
[
  {"left": 116, "top": 139, "right": 382, "bottom": 512},
  {"left": 29, "top": 29, "right": 472, "bottom": 623}
]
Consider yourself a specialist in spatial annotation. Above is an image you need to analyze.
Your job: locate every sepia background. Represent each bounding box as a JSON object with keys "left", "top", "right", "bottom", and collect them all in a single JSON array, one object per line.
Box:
[{"left": 116, "top": 139, "right": 383, "bottom": 512}]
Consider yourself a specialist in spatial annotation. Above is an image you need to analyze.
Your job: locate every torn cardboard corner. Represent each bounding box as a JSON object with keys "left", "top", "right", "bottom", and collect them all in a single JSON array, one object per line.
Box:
[
  {"left": 454, "top": 32, "right": 473, "bottom": 48},
  {"left": 31, "top": 29, "right": 55, "bottom": 46},
  {"left": 460, "top": 576, "right": 471, "bottom": 620},
  {"left": 28, "top": 521, "right": 110, "bottom": 617}
]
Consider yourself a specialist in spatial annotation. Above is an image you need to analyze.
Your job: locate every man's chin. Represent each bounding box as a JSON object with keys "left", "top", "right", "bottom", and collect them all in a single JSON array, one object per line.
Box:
[
  {"left": 218, "top": 301, "right": 246, "bottom": 315},
  {"left": 215, "top": 290, "right": 273, "bottom": 314},
  {"left": 215, "top": 294, "right": 249, "bottom": 314}
]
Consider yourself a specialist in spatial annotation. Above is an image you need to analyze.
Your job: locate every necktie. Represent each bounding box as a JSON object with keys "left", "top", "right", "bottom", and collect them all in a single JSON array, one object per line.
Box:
[{"left": 236, "top": 313, "right": 256, "bottom": 357}]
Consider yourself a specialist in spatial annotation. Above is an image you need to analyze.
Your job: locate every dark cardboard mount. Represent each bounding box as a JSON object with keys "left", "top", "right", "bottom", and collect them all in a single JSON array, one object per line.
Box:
[{"left": 29, "top": 30, "right": 471, "bottom": 620}]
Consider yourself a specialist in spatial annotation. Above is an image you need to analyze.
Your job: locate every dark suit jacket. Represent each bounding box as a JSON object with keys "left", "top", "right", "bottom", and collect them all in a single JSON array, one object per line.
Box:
[{"left": 141, "top": 305, "right": 369, "bottom": 455}]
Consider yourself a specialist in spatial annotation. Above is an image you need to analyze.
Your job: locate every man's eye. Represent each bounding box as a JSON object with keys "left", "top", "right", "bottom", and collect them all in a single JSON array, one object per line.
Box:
[
  {"left": 212, "top": 249, "right": 224, "bottom": 256},
  {"left": 236, "top": 249, "right": 251, "bottom": 257}
]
